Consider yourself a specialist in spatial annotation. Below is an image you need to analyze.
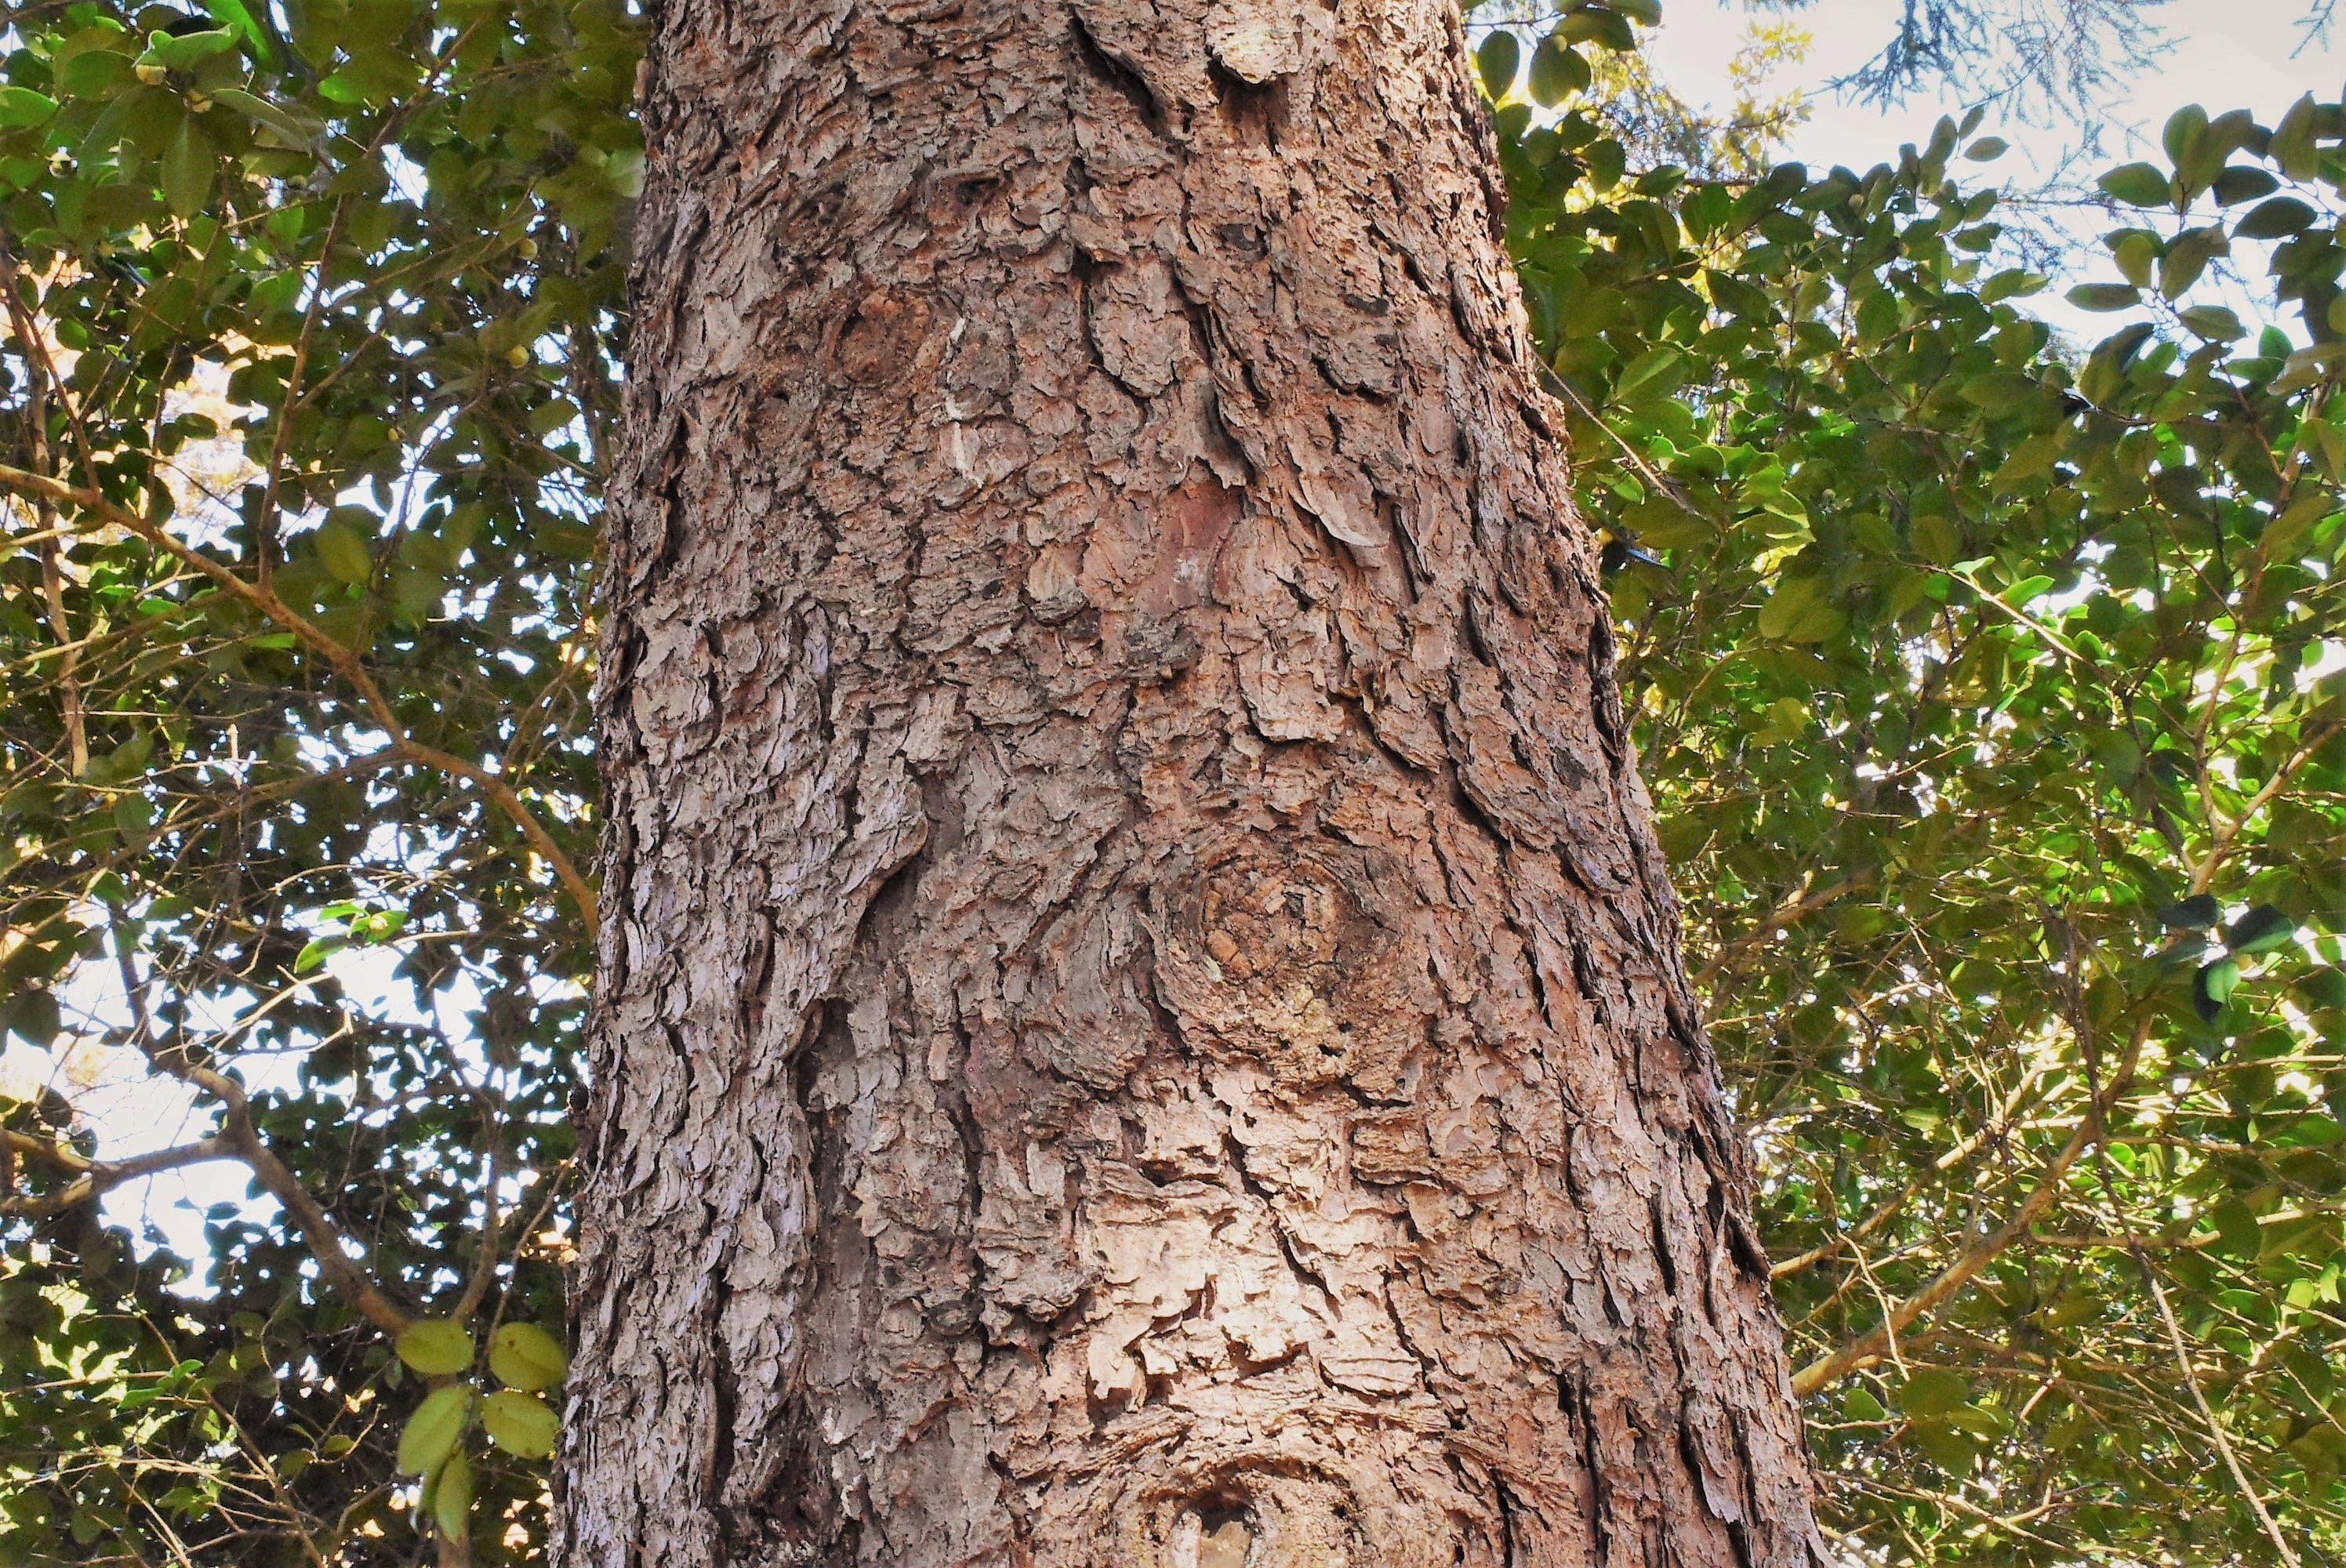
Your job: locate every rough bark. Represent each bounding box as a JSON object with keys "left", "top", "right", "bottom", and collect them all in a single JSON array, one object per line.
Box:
[{"left": 565, "top": 2, "right": 1825, "bottom": 1564}]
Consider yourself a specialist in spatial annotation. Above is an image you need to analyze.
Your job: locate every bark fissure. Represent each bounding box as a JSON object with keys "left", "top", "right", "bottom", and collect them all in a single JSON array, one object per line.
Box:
[{"left": 567, "top": 1, "right": 1823, "bottom": 1563}]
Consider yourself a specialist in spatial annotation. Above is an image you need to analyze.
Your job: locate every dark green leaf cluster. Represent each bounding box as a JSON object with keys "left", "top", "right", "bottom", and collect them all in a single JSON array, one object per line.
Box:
[{"left": 1486, "top": 13, "right": 2346, "bottom": 1557}]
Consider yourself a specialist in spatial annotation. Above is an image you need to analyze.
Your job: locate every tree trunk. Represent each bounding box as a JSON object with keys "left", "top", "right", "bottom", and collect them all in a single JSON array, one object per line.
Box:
[{"left": 563, "top": 2, "right": 1824, "bottom": 1564}]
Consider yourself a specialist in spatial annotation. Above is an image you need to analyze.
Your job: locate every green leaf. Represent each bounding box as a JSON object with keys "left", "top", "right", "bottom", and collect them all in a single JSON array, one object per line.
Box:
[
  {"left": 1585, "top": 138, "right": 1626, "bottom": 191},
  {"left": 146, "top": 27, "right": 238, "bottom": 70},
  {"left": 1912, "top": 1418, "right": 1979, "bottom": 1475},
  {"left": 2195, "top": 958, "right": 2242, "bottom": 1022},
  {"left": 114, "top": 793, "right": 155, "bottom": 836},
  {"left": 314, "top": 515, "right": 375, "bottom": 584},
  {"left": 0, "top": 87, "right": 59, "bottom": 129},
  {"left": 1526, "top": 37, "right": 1589, "bottom": 106},
  {"left": 202, "top": 0, "right": 281, "bottom": 64},
  {"left": 1845, "top": 1386, "right": 1888, "bottom": 1421},
  {"left": 396, "top": 1385, "right": 472, "bottom": 1475},
  {"left": 1610, "top": 346, "right": 1683, "bottom": 408},
  {"left": 1475, "top": 30, "right": 1520, "bottom": 100},
  {"left": 207, "top": 87, "right": 317, "bottom": 145},
  {"left": 1553, "top": 6, "right": 1634, "bottom": 49},
  {"left": 2002, "top": 575, "right": 2054, "bottom": 606},
  {"left": 2177, "top": 304, "right": 2244, "bottom": 340},
  {"left": 2272, "top": 93, "right": 2320, "bottom": 180},
  {"left": 1959, "top": 371, "right": 2041, "bottom": 410},
  {"left": 2161, "top": 103, "right": 2208, "bottom": 172},
  {"left": 2159, "top": 894, "right": 2221, "bottom": 929},
  {"left": 2259, "top": 485, "right": 2330, "bottom": 561},
  {"left": 430, "top": 1448, "right": 473, "bottom": 1539},
  {"left": 159, "top": 118, "right": 213, "bottom": 220},
  {"left": 488, "top": 1323, "right": 569, "bottom": 1390},
  {"left": 2226, "top": 904, "right": 2296, "bottom": 956},
  {"left": 1992, "top": 430, "right": 2067, "bottom": 490},
  {"left": 2235, "top": 194, "right": 2316, "bottom": 240},
  {"left": 1980, "top": 267, "right": 2047, "bottom": 303},
  {"left": 2097, "top": 162, "right": 2174, "bottom": 208},
  {"left": 2066, "top": 282, "right": 2139, "bottom": 312},
  {"left": 1894, "top": 1368, "right": 1970, "bottom": 1417},
  {"left": 480, "top": 1389, "right": 559, "bottom": 1458},
  {"left": 1756, "top": 575, "right": 1841, "bottom": 642},
  {"left": 1963, "top": 136, "right": 2006, "bottom": 161},
  {"left": 2110, "top": 230, "right": 2159, "bottom": 288},
  {"left": 2044, "top": 1289, "right": 2101, "bottom": 1328},
  {"left": 2159, "top": 227, "right": 2226, "bottom": 299},
  {"left": 2210, "top": 165, "right": 2279, "bottom": 205},
  {"left": 1607, "top": 0, "right": 1663, "bottom": 24},
  {"left": 396, "top": 1319, "right": 475, "bottom": 1377}
]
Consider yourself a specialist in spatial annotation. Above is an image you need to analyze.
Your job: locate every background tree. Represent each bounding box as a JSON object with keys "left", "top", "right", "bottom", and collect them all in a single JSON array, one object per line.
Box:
[{"left": 4, "top": 0, "right": 2346, "bottom": 1563}]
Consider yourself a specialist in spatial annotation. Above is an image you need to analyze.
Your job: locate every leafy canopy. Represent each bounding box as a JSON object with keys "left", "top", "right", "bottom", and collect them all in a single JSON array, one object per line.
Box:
[{"left": 5, "top": 0, "right": 2346, "bottom": 1563}]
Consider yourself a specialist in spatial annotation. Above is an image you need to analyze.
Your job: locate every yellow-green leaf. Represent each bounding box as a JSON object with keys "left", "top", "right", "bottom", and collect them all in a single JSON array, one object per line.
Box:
[
  {"left": 2097, "top": 162, "right": 2173, "bottom": 208},
  {"left": 2066, "top": 282, "right": 2139, "bottom": 313},
  {"left": 0, "top": 87, "right": 58, "bottom": 129},
  {"left": 430, "top": 1448, "right": 473, "bottom": 1539},
  {"left": 397, "top": 1385, "right": 472, "bottom": 1475},
  {"left": 396, "top": 1318, "right": 474, "bottom": 1376},
  {"left": 481, "top": 1389, "right": 559, "bottom": 1459},
  {"left": 1894, "top": 1367, "right": 1970, "bottom": 1417},
  {"left": 488, "top": 1322, "right": 568, "bottom": 1391},
  {"left": 314, "top": 515, "right": 375, "bottom": 584}
]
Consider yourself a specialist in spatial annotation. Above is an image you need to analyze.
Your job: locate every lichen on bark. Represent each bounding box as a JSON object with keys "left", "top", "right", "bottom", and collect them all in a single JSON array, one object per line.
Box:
[{"left": 564, "top": 1, "right": 1826, "bottom": 1563}]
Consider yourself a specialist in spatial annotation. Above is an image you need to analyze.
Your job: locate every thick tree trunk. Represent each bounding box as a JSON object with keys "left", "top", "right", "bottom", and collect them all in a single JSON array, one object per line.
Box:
[{"left": 564, "top": 2, "right": 1824, "bottom": 1564}]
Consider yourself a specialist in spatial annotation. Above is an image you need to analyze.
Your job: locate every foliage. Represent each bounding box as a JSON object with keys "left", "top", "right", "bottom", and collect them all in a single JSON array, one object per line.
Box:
[
  {"left": 1484, "top": 10, "right": 2346, "bottom": 1560},
  {"left": 0, "top": 0, "right": 628, "bottom": 1555},
  {"left": 5, "top": 0, "right": 2346, "bottom": 1565}
]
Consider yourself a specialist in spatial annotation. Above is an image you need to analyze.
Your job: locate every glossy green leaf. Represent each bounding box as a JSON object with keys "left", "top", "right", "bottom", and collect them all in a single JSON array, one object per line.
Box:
[
  {"left": 2210, "top": 165, "right": 2279, "bottom": 204},
  {"left": 158, "top": 118, "right": 212, "bottom": 220},
  {"left": 430, "top": 1448, "right": 473, "bottom": 1539},
  {"left": 2159, "top": 894, "right": 2222, "bottom": 930},
  {"left": 2226, "top": 904, "right": 2296, "bottom": 956},
  {"left": 1527, "top": 37, "right": 1589, "bottom": 106},
  {"left": 0, "top": 87, "right": 59, "bottom": 129},
  {"left": 2067, "top": 282, "right": 2140, "bottom": 311},
  {"left": 2195, "top": 958, "right": 2243, "bottom": 1022},
  {"left": 314, "top": 516, "right": 374, "bottom": 585}
]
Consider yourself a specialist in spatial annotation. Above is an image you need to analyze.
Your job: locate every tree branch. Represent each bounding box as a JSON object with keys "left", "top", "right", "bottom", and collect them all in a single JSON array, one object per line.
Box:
[
  {"left": 0, "top": 1128, "right": 230, "bottom": 1219},
  {"left": 1695, "top": 870, "right": 1876, "bottom": 991},
  {"left": 0, "top": 462, "right": 597, "bottom": 931},
  {"left": 1791, "top": 1014, "right": 2154, "bottom": 1397}
]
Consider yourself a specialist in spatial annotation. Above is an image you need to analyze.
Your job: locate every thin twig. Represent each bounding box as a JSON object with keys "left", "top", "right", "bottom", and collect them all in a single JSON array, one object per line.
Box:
[
  {"left": 2056, "top": 912, "right": 2302, "bottom": 1568},
  {"left": 0, "top": 462, "right": 597, "bottom": 929}
]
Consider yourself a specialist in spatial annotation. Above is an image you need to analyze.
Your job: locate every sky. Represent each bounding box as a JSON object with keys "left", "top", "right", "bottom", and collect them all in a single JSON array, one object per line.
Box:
[{"left": 1646, "top": 0, "right": 2346, "bottom": 175}]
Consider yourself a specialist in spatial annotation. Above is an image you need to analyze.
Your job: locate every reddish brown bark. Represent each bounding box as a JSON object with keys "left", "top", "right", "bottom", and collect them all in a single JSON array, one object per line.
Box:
[{"left": 564, "top": 2, "right": 1825, "bottom": 1563}]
